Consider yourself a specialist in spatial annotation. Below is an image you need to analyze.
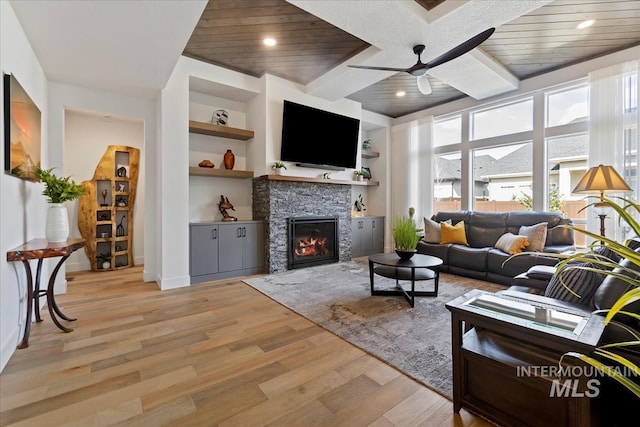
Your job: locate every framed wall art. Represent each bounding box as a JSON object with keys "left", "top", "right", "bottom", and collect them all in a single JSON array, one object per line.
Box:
[{"left": 3, "top": 73, "right": 41, "bottom": 181}]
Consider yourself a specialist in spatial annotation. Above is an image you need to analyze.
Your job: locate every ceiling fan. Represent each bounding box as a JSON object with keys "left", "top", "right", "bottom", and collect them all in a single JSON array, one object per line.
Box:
[{"left": 348, "top": 28, "right": 496, "bottom": 95}]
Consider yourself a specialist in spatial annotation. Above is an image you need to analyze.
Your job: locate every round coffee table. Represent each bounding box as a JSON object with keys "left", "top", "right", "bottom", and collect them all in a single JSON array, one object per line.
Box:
[{"left": 368, "top": 253, "right": 443, "bottom": 307}]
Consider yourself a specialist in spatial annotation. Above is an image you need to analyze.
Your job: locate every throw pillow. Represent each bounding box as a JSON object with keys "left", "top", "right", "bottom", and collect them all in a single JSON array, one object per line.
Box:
[
  {"left": 423, "top": 218, "right": 451, "bottom": 243},
  {"left": 544, "top": 262, "right": 605, "bottom": 306},
  {"left": 519, "top": 222, "right": 548, "bottom": 252},
  {"left": 441, "top": 221, "right": 469, "bottom": 246},
  {"left": 494, "top": 232, "right": 529, "bottom": 255}
]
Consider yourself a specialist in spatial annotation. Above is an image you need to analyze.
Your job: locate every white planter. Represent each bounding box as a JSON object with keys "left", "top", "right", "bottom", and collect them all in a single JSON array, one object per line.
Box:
[
  {"left": 45, "top": 203, "right": 69, "bottom": 243},
  {"left": 102, "top": 261, "right": 111, "bottom": 270},
  {"left": 274, "top": 168, "right": 283, "bottom": 175}
]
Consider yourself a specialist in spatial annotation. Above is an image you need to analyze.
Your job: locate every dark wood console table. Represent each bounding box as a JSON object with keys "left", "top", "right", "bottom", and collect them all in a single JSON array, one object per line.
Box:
[
  {"left": 6, "top": 238, "right": 85, "bottom": 348},
  {"left": 446, "top": 290, "right": 606, "bottom": 427}
]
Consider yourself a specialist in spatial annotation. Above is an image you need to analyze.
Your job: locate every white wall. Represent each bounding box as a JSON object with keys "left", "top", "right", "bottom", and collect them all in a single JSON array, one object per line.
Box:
[
  {"left": 64, "top": 110, "right": 145, "bottom": 271},
  {"left": 0, "top": 0, "right": 49, "bottom": 372}
]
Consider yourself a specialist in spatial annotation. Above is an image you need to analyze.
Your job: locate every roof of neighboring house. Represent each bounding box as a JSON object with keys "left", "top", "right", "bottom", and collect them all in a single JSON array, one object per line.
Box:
[{"left": 435, "top": 134, "right": 588, "bottom": 182}]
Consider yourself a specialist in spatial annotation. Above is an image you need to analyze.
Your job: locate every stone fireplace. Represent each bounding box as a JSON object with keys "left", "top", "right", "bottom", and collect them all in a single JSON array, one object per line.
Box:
[{"left": 253, "top": 176, "right": 352, "bottom": 273}]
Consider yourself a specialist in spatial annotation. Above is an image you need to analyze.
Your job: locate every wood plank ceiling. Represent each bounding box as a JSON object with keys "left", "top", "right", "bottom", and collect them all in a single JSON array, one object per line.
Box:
[
  {"left": 183, "top": 0, "right": 640, "bottom": 118},
  {"left": 183, "top": 0, "right": 370, "bottom": 85}
]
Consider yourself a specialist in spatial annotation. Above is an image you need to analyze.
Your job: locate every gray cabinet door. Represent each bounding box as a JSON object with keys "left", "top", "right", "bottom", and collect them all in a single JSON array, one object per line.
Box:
[
  {"left": 190, "top": 224, "right": 219, "bottom": 276},
  {"left": 352, "top": 217, "right": 384, "bottom": 257},
  {"left": 243, "top": 222, "right": 265, "bottom": 269},
  {"left": 352, "top": 218, "right": 368, "bottom": 257},
  {"left": 371, "top": 217, "right": 384, "bottom": 253},
  {"left": 218, "top": 223, "right": 244, "bottom": 272}
]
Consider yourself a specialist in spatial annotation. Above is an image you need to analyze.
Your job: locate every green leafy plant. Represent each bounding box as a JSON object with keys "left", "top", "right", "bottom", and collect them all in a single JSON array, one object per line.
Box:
[
  {"left": 34, "top": 168, "right": 84, "bottom": 203},
  {"left": 515, "top": 186, "right": 566, "bottom": 214},
  {"left": 272, "top": 161, "right": 287, "bottom": 170},
  {"left": 538, "top": 196, "right": 640, "bottom": 397},
  {"left": 353, "top": 169, "right": 366, "bottom": 177},
  {"left": 96, "top": 253, "right": 112, "bottom": 264},
  {"left": 393, "top": 210, "right": 420, "bottom": 251}
]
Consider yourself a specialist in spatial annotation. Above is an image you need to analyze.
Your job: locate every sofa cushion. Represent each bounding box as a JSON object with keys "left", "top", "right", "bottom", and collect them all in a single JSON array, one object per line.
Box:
[
  {"left": 423, "top": 218, "right": 451, "bottom": 243},
  {"left": 519, "top": 222, "right": 548, "bottom": 252},
  {"left": 467, "top": 212, "right": 508, "bottom": 247},
  {"left": 547, "top": 218, "right": 574, "bottom": 246},
  {"left": 494, "top": 232, "right": 529, "bottom": 255},
  {"left": 527, "top": 265, "right": 557, "bottom": 280},
  {"left": 449, "top": 245, "right": 487, "bottom": 271},
  {"left": 544, "top": 262, "right": 604, "bottom": 306},
  {"left": 416, "top": 241, "right": 451, "bottom": 265},
  {"left": 441, "top": 221, "right": 469, "bottom": 245}
]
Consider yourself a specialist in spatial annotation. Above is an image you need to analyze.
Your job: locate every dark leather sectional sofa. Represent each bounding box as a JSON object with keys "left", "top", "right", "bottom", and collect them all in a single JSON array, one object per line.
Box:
[{"left": 416, "top": 211, "right": 576, "bottom": 285}]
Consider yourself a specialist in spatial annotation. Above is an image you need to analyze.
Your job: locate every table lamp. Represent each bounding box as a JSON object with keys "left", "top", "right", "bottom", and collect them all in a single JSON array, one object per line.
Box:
[{"left": 572, "top": 164, "right": 632, "bottom": 237}]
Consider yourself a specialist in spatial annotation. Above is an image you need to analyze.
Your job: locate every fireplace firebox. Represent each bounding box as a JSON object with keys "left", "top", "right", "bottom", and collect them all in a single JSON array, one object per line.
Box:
[{"left": 288, "top": 216, "right": 339, "bottom": 269}]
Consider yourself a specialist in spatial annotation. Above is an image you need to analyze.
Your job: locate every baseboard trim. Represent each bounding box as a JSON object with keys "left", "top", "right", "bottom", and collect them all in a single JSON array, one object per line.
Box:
[
  {"left": 158, "top": 275, "right": 190, "bottom": 290},
  {"left": 0, "top": 326, "right": 19, "bottom": 374}
]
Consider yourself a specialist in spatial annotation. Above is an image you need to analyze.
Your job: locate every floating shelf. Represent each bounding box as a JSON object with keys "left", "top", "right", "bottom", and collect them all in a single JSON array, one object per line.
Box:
[
  {"left": 362, "top": 151, "right": 380, "bottom": 159},
  {"left": 188, "top": 120, "right": 254, "bottom": 140},
  {"left": 258, "top": 174, "right": 379, "bottom": 186},
  {"left": 189, "top": 167, "right": 254, "bottom": 179}
]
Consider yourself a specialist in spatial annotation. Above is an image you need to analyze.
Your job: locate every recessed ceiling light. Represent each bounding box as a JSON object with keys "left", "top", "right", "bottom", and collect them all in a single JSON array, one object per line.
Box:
[
  {"left": 577, "top": 19, "right": 594, "bottom": 29},
  {"left": 263, "top": 37, "right": 277, "bottom": 47},
  {"left": 396, "top": 91, "right": 406, "bottom": 97}
]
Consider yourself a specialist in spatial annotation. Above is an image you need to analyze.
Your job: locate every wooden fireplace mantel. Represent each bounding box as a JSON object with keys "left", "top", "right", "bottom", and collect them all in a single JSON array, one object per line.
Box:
[{"left": 257, "top": 174, "right": 379, "bottom": 186}]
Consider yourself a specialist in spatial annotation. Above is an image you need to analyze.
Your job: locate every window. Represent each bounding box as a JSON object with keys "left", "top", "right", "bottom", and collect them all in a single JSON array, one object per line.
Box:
[
  {"left": 547, "top": 133, "right": 588, "bottom": 246},
  {"left": 471, "top": 99, "right": 533, "bottom": 140},
  {"left": 433, "top": 152, "right": 461, "bottom": 212},
  {"left": 546, "top": 85, "right": 589, "bottom": 127},
  {"left": 433, "top": 116, "right": 461, "bottom": 147},
  {"left": 472, "top": 142, "right": 532, "bottom": 211}
]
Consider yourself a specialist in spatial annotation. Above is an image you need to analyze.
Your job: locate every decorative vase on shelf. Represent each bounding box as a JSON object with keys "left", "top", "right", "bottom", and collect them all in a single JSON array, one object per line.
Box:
[
  {"left": 102, "top": 261, "right": 111, "bottom": 270},
  {"left": 223, "top": 149, "right": 235, "bottom": 170},
  {"left": 46, "top": 203, "right": 70, "bottom": 243}
]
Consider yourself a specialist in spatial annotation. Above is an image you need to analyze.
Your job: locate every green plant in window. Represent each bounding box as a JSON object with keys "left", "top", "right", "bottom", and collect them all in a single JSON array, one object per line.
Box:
[{"left": 514, "top": 186, "right": 565, "bottom": 215}]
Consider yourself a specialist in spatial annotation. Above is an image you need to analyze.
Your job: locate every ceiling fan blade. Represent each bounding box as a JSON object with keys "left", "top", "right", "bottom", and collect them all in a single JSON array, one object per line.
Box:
[
  {"left": 425, "top": 27, "right": 495, "bottom": 70},
  {"left": 416, "top": 74, "right": 432, "bottom": 95},
  {"left": 348, "top": 64, "right": 409, "bottom": 73}
]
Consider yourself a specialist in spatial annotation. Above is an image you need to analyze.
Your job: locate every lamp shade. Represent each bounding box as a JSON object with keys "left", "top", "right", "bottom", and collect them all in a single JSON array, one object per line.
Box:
[{"left": 572, "top": 164, "right": 632, "bottom": 195}]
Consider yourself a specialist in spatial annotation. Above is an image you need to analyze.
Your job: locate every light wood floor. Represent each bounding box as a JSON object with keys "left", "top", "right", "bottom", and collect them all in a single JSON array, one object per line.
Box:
[{"left": 0, "top": 266, "right": 494, "bottom": 427}]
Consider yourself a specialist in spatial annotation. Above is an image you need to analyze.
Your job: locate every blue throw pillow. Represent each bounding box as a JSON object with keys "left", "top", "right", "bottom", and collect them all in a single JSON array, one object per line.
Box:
[{"left": 544, "top": 262, "right": 605, "bottom": 306}]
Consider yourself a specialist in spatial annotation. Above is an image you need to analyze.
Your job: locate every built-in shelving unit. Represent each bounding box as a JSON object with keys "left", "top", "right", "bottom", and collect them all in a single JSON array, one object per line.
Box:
[
  {"left": 78, "top": 145, "right": 139, "bottom": 271},
  {"left": 189, "top": 120, "right": 254, "bottom": 140},
  {"left": 362, "top": 150, "right": 380, "bottom": 159},
  {"left": 189, "top": 167, "right": 253, "bottom": 178},
  {"left": 259, "top": 174, "right": 379, "bottom": 186},
  {"left": 188, "top": 120, "right": 255, "bottom": 178}
]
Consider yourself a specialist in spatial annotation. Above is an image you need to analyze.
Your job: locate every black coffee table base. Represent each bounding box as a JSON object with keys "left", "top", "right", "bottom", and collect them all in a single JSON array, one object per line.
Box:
[{"left": 369, "top": 263, "right": 439, "bottom": 307}]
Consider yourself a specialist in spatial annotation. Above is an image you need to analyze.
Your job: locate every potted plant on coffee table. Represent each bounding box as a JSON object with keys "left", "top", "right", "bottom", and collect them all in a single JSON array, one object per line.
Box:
[
  {"left": 393, "top": 209, "right": 421, "bottom": 261},
  {"left": 34, "top": 167, "right": 84, "bottom": 243}
]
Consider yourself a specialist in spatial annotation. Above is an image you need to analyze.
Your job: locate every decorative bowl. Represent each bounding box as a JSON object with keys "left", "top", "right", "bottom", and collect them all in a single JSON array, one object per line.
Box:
[{"left": 395, "top": 249, "right": 417, "bottom": 261}]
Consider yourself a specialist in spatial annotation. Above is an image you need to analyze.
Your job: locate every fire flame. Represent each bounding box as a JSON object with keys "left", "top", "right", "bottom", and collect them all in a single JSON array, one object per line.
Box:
[{"left": 294, "top": 236, "right": 328, "bottom": 257}]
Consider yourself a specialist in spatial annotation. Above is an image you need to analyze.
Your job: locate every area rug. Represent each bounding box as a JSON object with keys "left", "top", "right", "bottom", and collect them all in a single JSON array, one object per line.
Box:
[{"left": 242, "top": 260, "right": 502, "bottom": 398}]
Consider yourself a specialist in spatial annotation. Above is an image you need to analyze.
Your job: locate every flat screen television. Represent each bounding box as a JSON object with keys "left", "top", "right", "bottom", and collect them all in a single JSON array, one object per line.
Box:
[{"left": 280, "top": 100, "right": 360, "bottom": 170}]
